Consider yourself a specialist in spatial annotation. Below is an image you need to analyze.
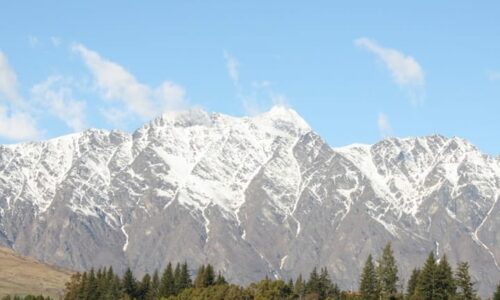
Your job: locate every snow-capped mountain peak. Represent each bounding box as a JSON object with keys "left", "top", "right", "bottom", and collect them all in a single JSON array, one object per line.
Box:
[{"left": 0, "top": 107, "right": 498, "bottom": 297}]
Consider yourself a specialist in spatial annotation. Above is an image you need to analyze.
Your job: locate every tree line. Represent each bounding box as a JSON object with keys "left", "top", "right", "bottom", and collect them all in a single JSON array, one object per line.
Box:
[
  {"left": 358, "top": 243, "right": 483, "bottom": 300},
  {"left": 4, "top": 243, "right": 500, "bottom": 300}
]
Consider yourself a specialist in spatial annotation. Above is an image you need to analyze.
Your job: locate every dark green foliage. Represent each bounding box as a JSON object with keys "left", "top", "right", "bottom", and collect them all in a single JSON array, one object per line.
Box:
[
  {"left": 417, "top": 252, "right": 438, "bottom": 300},
  {"left": 294, "top": 274, "right": 307, "bottom": 298},
  {"left": 406, "top": 268, "right": 420, "bottom": 298},
  {"left": 160, "top": 263, "right": 175, "bottom": 297},
  {"left": 455, "top": 262, "right": 476, "bottom": 300},
  {"left": 194, "top": 264, "right": 216, "bottom": 288},
  {"left": 435, "top": 255, "right": 456, "bottom": 299},
  {"left": 59, "top": 249, "right": 488, "bottom": 300},
  {"left": 493, "top": 282, "right": 500, "bottom": 300},
  {"left": 377, "top": 243, "right": 399, "bottom": 297},
  {"left": 307, "top": 267, "right": 321, "bottom": 296},
  {"left": 123, "top": 267, "right": 138, "bottom": 298},
  {"left": 1, "top": 296, "right": 52, "bottom": 300},
  {"left": 138, "top": 273, "right": 151, "bottom": 300},
  {"left": 359, "top": 255, "right": 379, "bottom": 300},
  {"left": 146, "top": 270, "right": 160, "bottom": 300},
  {"left": 215, "top": 271, "right": 227, "bottom": 285}
]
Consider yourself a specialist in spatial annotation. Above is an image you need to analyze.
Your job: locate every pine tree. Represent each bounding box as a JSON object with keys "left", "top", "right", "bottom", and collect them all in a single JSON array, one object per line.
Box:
[
  {"left": 179, "top": 262, "right": 192, "bottom": 290},
  {"left": 160, "top": 262, "right": 175, "bottom": 297},
  {"left": 306, "top": 267, "right": 321, "bottom": 296},
  {"left": 173, "top": 263, "right": 182, "bottom": 294},
  {"left": 122, "top": 267, "right": 137, "bottom": 299},
  {"left": 138, "top": 273, "right": 151, "bottom": 300},
  {"left": 359, "top": 255, "right": 379, "bottom": 300},
  {"left": 294, "top": 274, "right": 306, "bottom": 299},
  {"left": 64, "top": 273, "right": 82, "bottom": 300},
  {"left": 418, "top": 252, "right": 438, "bottom": 300},
  {"left": 146, "top": 269, "right": 160, "bottom": 300},
  {"left": 215, "top": 271, "right": 227, "bottom": 285},
  {"left": 319, "top": 267, "right": 339, "bottom": 298},
  {"left": 377, "top": 243, "right": 399, "bottom": 297},
  {"left": 406, "top": 268, "right": 420, "bottom": 298},
  {"left": 493, "top": 282, "right": 500, "bottom": 300},
  {"left": 287, "top": 278, "right": 295, "bottom": 293},
  {"left": 194, "top": 265, "right": 206, "bottom": 288},
  {"left": 455, "top": 262, "right": 476, "bottom": 300},
  {"left": 87, "top": 268, "right": 98, "bottom": 300},
  {"left": 203, "top": 264, "right": 216, "bottom": 287},
  {"left": 435, "top": 255, "right": 456, "bottom": 299}
]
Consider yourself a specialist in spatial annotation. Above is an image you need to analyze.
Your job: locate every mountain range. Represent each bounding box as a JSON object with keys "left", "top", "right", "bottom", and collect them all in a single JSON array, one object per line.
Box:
[{"left": 0, "top": 106, "right": 498, "bottom": 297}]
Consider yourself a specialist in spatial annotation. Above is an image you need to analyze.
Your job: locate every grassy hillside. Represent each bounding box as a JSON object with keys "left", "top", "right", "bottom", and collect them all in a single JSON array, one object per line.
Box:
[{"left": 0, "top": 247, "right": 72, "bottom": 299}]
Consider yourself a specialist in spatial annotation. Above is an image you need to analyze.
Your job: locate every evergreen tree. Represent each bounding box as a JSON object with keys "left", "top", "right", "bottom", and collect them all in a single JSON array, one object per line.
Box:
[
  {"left": 435, "top": 255, "right": 456, "bottom": 299},
  {"left": 86, "top": 268, "right": 98, "bottom": 300},
  {"left": 377, "top": 243, "right": 399, "bottom": 297},
  {"left": 455, "top": 262, "right": 476, "bottom": 300},
  {"left": 64, "top": 273, "right": 82, "bottom": 300},
  {"left": 319, "top": 267, "right": 339, "bottom": 298},
  {"left": 146, "top": 269, "right": 160, "bottom": 300},
  {"left": 294, "top": 274, "right": 306, "bottom": 299},
  {"left": 203, "top": 264, "right": 216, "bottom": 287},
  {"left": 138, "top": 273, "right": 151, "bottom": 300},
  {"left": 194, "top": 265, "right": 206, "bottom": 288},
  {"left": 160, "top": 262, "right": 175, "bottom": 296},
  {"left": 122, "top": 267, "right": 137, "bottom": 299},
  {"left": 179, "top": 262, "right": 192, "bottom": 290},
  {"left": 418, "top": 252, "right": 438, "bottom": 300},
  {"left": 287, "top": 278, "right": 295, "bottom": 293},
  {"left": 215, "top": 271, "right": 227, "bottom": 285},
  {"left": 406, "top": 268, "right": 420, "bottom": 298},
  {"left": 306, "top": 266, "right": 321, "bottom": 296},
  {"left": 359, "top": 255, "right": 379, "bottom": 300},
  {"left": 173, "top": 263, "right": 182, "bottom": 294},
  {"left": 493, "top": 282, "right": 500, "bottom": 300},
  {"left": 77, "top": 272, "right": 88, "bottom": 300}
]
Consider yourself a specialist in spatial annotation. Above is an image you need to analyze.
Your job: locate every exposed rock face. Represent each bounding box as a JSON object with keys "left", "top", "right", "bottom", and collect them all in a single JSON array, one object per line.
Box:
[{"left": 0, "top": 106, "right": 498, "bottom": 297}]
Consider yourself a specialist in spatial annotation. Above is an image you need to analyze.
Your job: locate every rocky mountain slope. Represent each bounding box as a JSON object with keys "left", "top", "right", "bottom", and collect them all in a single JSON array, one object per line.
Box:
[
  {"left": 0, "top": 106, "right": 498, "bottom": 297},
  {"left": 0, "top": 246, "right": 71, "bottom": 298}
]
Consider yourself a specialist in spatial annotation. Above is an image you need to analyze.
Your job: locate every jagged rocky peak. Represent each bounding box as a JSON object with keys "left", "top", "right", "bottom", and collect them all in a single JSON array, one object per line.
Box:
[{"left": 0, "top": 107, "right": 498, "bottom": 298}]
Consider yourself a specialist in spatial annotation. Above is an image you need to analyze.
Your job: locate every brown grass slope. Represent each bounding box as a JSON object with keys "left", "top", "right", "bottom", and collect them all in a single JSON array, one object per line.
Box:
[{"left": 0, "top": 247, "right": 72, "bottom": 299}]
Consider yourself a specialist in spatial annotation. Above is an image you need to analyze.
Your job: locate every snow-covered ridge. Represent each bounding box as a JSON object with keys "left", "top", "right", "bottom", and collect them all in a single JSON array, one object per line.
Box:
[
  {"left": 0, "top": 105, "right": 498, "bottom": 297},
  {"left": 0, "top": 106, "right": 497, "bottom": 220}
]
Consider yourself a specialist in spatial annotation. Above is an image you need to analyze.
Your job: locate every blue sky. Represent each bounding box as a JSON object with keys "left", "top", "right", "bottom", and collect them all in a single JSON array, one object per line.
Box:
[{"left": 0, "top": 1, "right": 499, "bottom": 154}]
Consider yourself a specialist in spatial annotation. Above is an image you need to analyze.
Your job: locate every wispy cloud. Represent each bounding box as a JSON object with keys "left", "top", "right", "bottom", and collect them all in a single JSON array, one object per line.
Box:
[
  {"left": 31, "top": 76, "right": 86, "bottom": 131},
  {"left": 73, "top": 43, "right": 186, "bottom": 125},
  {"left": 355, "top": 38, "right": 425, "bottom": 105},
  {"left": 224, "top": 51, "right": 239, "bottom": 85},
  {"left": 487, "top": 70, "right": 500, "bottom": 82},
  {"left": 377, "top": 112, "right": 393, "bottom": 137},
  {"left": 224, "top": 51, "right": 291, "bottom": 115},
  {"left": 0, "top": 51, "right": 39, "bottom": 141},
  {"left": 28, "top": 35, "right": 39, "bottom": 48},
  {"left": 0, "top": 107, "right": 39, "bottom": 141},
  {"left": 0, "top": 51, "right": 23, "bottom": 105},
  {"left": 51, "top": 36, "right": 62, "bottom": 47}
]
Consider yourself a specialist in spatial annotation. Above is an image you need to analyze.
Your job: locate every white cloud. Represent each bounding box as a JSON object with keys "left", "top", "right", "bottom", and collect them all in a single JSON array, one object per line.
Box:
[
  {"left": 155, "top": 81, "right": 186, "bottom": 111},
  {"left": 51, "top": 36, "right": 62, "bottom": 47},
  {"left": 31, "top": 76, "right": 86, "bottom": 131},
  {"left": 488, "top": 71, "right": 500, "bottom": 81},
  {"left": 270, "top": 92, "right": 289, "bottom": 107},
  {"left": 377, "top": 113, "right": 393, "bottom": 137},
  {"left": 223, "top": 51, "right": 293, "bottom": 116},
  {"left": 0, "top": 106, "right": 39, "bottom": 141},
  {"left": 28, "top": 35, "right": 39, "bottom": 48},
  {"left": 0, "top": 51, "right": 23, "bottom": 105},
  {"left": 0, "top": 51, "right": 40, "bottom": 141},
  {"left": 355, "top": 38, "right": 425, "bottom": 105},
  {"left": 73, "top": 43, "right": 186, "bottom": 124},
  {"left": 224, "top": 51, "right": 239, "bottom": 85}
]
